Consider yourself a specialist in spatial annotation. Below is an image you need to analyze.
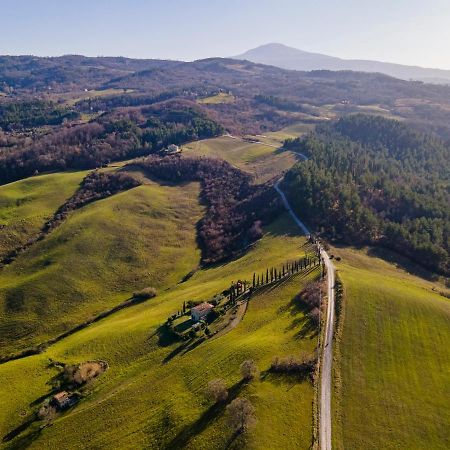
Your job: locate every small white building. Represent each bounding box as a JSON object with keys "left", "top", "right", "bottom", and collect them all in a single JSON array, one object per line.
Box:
[
  {"left": 165, "top": 144, "right": 181, "bottom": 154},
  {"left": 191, "top": 302, "right": 214, "bottom": 322}
]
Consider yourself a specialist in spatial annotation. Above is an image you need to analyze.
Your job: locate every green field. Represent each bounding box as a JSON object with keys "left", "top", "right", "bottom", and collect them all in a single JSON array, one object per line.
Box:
[
  {"left": 182, "top": 136, "right": 299, "bottom": 183},
  {"left": 332, "top": 247, "right": 450, "bottom": 449},
  {"left": 0, "top": 178, "right": 204, "bottom": 356},
  {"left": 254, "top": 123, "right": 316, "bottom": 146},
  {"left": 0, "top": 172, "right": 88, "bottom": 260},
  {"left": 197, "top": 93, "right": 235, "bottom": 104},
  {"left": 0, "top": 209, "right": 318, "bottom": 449}
]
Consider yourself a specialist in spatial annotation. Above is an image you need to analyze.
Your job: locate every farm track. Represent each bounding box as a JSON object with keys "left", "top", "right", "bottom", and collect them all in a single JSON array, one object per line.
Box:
[{"left": 275, "top": 154, "right": 335, "bottom": 450}]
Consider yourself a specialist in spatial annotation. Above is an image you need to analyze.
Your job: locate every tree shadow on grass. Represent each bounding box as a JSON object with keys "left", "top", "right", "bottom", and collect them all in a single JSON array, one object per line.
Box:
[
  {"left": 2, "top": 417, "right": 38, "bottom": 445},
  {"left": 260, "top": 369, "right": 312, "bottom": 389},
  {"left": 163, "top": 379, "right": 247, "bottom": 450},
  {"left": 279, "top": 287, "right": 319, "bottom": 340},
  {"left": 162, "top": 336, "right": 207, "bottom": 364},
  {"left": 156, "top": 324, "right": 180, "bottom": 348}
]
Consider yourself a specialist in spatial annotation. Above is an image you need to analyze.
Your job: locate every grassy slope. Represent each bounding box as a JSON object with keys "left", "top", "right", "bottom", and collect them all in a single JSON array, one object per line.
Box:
[
  {"left": 0, "top": 214, "right": 317, "bottom": 449},
  {"left": 0, "top": 180, "right": 203, "bottom": 356},
  {"left": 197, "top": 93, "right": 235, "bottom": 104},
  {"left": 332, "top": 247, "right": 450, "bottom": 450},
  {"left": 182, "top": 136, "right": 299, "bottom": 183},
  {"left": 0, "top": 172, "right": 88, "bottom": 260}
]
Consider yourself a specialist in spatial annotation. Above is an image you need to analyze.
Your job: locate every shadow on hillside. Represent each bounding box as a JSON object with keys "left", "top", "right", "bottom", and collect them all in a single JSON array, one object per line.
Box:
[
  {"left": 162, "top": 379, "right": 246, "bottom": 450},
  {"left": 366, "top": 246, "right": 440, "bottom": 282},
  {"left": 279, "top": 282, "right": 319, "bottom": 340},
  {"left": 330, "top": 242, "right": 441, "bottom": 282}
]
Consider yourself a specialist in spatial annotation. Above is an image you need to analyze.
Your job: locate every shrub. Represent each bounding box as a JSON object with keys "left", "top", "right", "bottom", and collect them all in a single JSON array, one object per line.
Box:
[
  {"left": 206, "top": 378, "right": 228, "bottom": 403},
  {"left": 271, "top": 352, "right": 316, "bottom": 377},
  {"left": 240, "top": 359, "right": 259, "bottom": 381},
  {"left": 133, "top": 287, "right": 157, "bottom": 300}
]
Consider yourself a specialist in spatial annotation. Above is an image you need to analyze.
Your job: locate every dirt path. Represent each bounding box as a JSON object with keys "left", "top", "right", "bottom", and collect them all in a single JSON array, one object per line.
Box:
[
  {"left": 274, "top": 174, "right": 335, "bottom": 450},
  {"left": 210, "top": 300, "right": 248, "bottom": 340}
]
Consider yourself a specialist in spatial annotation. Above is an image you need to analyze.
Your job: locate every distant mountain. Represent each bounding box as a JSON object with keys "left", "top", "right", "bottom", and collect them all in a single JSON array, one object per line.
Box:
[{"left": 235, "top": 43, "right": 450, "bottom": 84}]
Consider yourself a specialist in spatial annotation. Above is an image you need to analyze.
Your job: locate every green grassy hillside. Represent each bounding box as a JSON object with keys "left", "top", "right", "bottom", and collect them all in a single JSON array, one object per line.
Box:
[
  {"left": 0, "top": 179, "right": 204, "bottom": 356},
  {"left": 0, "top": 214, "right": 318, "bottom": 449},
  {"left": 332, "top": 247, "right": 450, "bottom": 450},
  {"left": 182, "top": 136, "right": 299, "bottom": 183},
  {"left": 0, "top": 172, "right": 88, "bottom": 260}
]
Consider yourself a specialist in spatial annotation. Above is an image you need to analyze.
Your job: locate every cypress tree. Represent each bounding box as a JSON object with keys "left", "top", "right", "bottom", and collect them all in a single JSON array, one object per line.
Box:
[
  {"left": 266, "top": 269, "right": 269, "bottom": 284},
  {"left": 253, "top": 273, "right": 256, "bottom": 288}
]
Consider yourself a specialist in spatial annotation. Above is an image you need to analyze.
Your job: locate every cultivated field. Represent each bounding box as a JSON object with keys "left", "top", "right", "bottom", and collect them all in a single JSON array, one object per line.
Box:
[{"left": 332, "top": 247, "right": 450, "bottom": 450}]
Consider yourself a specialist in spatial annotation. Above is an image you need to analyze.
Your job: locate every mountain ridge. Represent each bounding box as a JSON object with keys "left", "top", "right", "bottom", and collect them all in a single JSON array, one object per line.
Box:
[{"left": 235, "top": 43, "right": 450, "bottom": 84}]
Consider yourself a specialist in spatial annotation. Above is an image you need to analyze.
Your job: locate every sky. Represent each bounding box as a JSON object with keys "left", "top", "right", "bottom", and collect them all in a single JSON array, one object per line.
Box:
[{"left": 1, "top": 0, "right": 450, "bottom": 69}]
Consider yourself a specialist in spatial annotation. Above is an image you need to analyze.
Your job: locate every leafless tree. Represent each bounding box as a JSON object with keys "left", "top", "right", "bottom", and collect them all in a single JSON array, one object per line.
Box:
[
  {"left": 206, "top": 378, "right": 228, "bottom": 403},
  {"left": 226, "top": 397, "right": 257, "bottom": 433},
  {"left": 240, "top": 359, "right": 259, "bottom": 381}
]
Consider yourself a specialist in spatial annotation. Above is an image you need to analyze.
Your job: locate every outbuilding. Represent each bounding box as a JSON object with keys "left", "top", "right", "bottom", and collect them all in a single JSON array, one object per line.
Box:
[{"left": 52, "top": 391, "right": 73, "bottom": 410}]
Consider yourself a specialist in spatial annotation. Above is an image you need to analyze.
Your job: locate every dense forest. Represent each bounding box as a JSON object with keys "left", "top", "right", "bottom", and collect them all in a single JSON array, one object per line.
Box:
[
  {"left": 0, "top": 100, "right": 223, "bottom": 185},
  {"left": 133, "top": 156, "right": 281, "bottom": 263},
  {"left": 0, "top": 100, "right": 79, "bottom": 130},
  {"left": 283, "top": 114, "right": 450, "bottom": 275}
]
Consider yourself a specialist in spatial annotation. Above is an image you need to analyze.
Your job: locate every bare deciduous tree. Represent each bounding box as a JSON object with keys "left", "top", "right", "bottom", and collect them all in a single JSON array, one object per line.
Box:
[
  {"left": 240, "top": 359, "right": 259, "bottom": 381},
  {"left": 206, "top": 378, "right": 228, "bottom": 403},
  {"left": 226, "top": 397, "right": 257, "bottom": 433}
]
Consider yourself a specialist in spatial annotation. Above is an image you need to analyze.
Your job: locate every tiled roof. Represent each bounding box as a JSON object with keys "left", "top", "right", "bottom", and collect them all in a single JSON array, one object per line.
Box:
[{"left": 192, "top": 302, "right": 213, "bottom": 313}]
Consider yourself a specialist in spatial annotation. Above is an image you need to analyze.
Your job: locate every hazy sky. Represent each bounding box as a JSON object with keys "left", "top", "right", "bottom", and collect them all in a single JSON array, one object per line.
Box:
[{"left": 1, "top": 0, "right": 450, "bottom": 69}]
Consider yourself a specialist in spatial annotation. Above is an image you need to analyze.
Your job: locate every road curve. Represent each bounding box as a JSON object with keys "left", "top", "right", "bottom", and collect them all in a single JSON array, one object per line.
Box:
[{"left": 275, "top": 175, "right": 335, "bottom": 450}]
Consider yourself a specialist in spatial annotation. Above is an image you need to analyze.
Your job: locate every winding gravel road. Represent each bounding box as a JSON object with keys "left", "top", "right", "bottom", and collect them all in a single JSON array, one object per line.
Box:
[{"left": 275, "top": 170, "right": 335, "bottom": 450}]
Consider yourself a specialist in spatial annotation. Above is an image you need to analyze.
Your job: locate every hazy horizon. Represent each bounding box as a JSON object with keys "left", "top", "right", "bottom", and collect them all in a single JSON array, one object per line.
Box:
[{"left": 1, "top": 0, "right": 450, "bottom": 70}]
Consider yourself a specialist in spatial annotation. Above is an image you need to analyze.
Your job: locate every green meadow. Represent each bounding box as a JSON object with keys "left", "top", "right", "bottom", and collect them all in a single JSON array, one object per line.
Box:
[
  {"left": 196, "top": 93, "right": 235, "bottom": 104},
  {"left": 0, "top": 171, "right": 88, "bottom": 259},
  {"left": 182, "top": 136, "right": 299, "bottom": 182},
  {"left": 0, "top": 209, "right": 318, "bottom": 449},
  {"left": 0, "top": 179, "right": 204, "bottom": 356},
  {"left": 332, "top": 247, "right": 450, "bottom": 450}
]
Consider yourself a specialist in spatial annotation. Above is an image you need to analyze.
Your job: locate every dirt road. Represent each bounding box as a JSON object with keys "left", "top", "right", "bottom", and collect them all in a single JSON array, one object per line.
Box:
[{"left": 275, "top": 175, "right": 335, "bottom": 450}]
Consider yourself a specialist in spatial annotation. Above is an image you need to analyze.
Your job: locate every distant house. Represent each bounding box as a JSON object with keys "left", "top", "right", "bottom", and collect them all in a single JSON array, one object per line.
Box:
[
  {"left": 191, "top": 302, "right": 214, "bottom": 322},
  {"left": 52, "top": 391, "right": 73, "bottom": 410},
  {"left": 164, "top": 144, "right": 181, "bottom": 154}
]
